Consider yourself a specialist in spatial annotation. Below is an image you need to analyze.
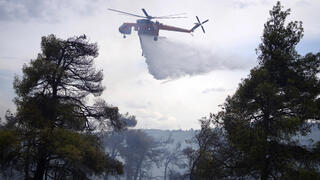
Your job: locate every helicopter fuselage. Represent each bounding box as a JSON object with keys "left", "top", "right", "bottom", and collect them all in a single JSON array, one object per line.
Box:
[
  {"left": 119, "top": 19, "right": 160, "bottom": 40},
  {"left": 136, "top": 19, "right": 160, "bottom": 36}
]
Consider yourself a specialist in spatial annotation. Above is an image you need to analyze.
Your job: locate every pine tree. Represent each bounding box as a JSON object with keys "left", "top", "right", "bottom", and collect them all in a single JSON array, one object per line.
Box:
[
  {"left": 0, "top": 34, "right": 125, "bottom": 179},
  {"left": 195, "top": 2, "right": 320, "bottom": 179}
]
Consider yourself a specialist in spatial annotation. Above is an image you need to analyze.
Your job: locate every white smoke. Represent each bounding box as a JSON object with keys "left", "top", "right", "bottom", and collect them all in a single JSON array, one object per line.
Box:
[{"left": 139, "top": 34, "right": 250, "bottom": 80}]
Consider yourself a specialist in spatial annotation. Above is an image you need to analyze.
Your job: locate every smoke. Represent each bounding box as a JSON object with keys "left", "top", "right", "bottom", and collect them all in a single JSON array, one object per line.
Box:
[{"left": 139, "top": 35, "right": 250, "bottom": 80}]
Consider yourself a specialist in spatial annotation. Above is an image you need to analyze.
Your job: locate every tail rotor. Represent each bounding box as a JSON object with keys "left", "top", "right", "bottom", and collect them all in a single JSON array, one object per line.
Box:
[{"left": 196, "top": 16, "right": 209, "bottom": 33}]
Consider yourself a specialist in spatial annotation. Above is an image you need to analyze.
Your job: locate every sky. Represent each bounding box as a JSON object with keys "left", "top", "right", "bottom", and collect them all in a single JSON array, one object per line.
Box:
[{"left": 0, "top": 0, "right": 319, "bottom": 130}]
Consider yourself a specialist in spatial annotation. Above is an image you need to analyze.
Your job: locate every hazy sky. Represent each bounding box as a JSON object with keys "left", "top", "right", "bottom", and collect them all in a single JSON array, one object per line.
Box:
[{"left": 0, "top": 0, "right": 319, "bottom": 129}]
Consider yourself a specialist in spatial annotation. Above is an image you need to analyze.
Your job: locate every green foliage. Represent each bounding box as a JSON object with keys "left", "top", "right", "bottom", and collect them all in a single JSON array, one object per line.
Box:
[
  {"left": 193, "top": 1, "right": 320, "bottom": 179},
  {"left": 0, "top": 34, "right": 124, "bottom": 179},
  {"left": 0, "top": 130, "right": 20, "bottom": 168}
]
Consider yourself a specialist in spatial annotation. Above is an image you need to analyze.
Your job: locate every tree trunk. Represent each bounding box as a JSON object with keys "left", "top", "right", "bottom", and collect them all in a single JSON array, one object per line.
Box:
[
  {"left": 164, "top": 166, "right": 167, "bottom": 180},
  {"left": 24, "top": 145, "right": 30, "bottom": 180},
  {"left": 34, "top": 151, "right": 47, "bottom": 180},
  {"left": 261, "top": 111, "right": 271, "bottom": 180},
  {"left": 164, "top": 161, "right": 169, "bottom": 180},
  {"left": 134, "top": 157, "right": 144, "bottom": 180},
  {"left": 34, "top": 159, "right": 46, "bottom": 180},
  {"left": 261, "top": 169, "right": 268, "bottom": 180}
]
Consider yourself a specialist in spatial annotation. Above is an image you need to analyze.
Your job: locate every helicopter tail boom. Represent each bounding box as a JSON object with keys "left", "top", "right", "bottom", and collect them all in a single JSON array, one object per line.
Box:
[{"left": 159, "top": 24, "right": 191, "bottom": 33}]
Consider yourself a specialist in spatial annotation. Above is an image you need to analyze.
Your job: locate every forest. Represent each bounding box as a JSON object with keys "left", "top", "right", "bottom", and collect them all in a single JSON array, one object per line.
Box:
[{"left": 1, "top": 2, "right": 320, "bottom": 180}]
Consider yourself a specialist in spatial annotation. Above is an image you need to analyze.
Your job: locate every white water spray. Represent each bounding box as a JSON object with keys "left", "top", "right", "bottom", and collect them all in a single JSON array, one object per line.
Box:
[{"left": 139, "top": 35, "right": 249, "bottom": 80}]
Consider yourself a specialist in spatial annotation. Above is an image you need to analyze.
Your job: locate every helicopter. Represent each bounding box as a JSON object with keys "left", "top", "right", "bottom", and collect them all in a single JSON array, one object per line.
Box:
[{"left": 108, "top": 8, "right": 209, "bottom": 41}]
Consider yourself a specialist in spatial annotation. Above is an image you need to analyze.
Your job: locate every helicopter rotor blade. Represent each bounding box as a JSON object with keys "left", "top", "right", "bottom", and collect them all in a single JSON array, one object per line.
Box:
[
  {"left": 201, "top": 25, "right": 205, "bottom": 33},
  {"left": 202, "top": 19, "right": 209, "bottom": 24},
  {"left": 108, "top": 8, "right": 145, "bottom": 18},
  {"left": 196, "top": 16, "right": 201, "bottom": 24},
  {"left": 201, "top": 19, "right": 209, "bottom": 33},
  {"left": 109, "top": 8, "right": 190, "bottom": 20},
  {"left": 153, "top": 16, "right": 187, "bottom": 19},
  {"left": 141, "top": 8, "right": 150, "bottom": 18},
  {"left": 160, "top": 13, "right": 187, "bottom": 17}
]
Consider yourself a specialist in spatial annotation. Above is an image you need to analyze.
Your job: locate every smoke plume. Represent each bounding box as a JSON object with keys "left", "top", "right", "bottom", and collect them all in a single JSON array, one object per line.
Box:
[{"left": 139, "top": 35, "right": 250, "bottom": 80}]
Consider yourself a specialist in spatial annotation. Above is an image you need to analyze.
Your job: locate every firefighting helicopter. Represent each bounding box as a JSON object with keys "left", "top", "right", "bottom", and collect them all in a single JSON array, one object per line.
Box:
[{"left": 108, "top": 8, "right": 209, "bottom": 41}]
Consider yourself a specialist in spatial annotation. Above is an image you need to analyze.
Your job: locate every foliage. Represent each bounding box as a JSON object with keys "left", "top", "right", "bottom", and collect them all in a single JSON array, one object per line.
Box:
[
  {"left": 183, "top": 118, "right": 242, "bottom": 180},
  {"left": 193, "top": 1, "right": 320, "bottom": 179},
  {"left": 0, "top": 34, "right": 125, "bottom": 179}
]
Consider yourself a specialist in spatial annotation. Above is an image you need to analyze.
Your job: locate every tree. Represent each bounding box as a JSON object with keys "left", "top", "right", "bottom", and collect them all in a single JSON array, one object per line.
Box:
[
  {"left": 195, "top": 1, "right": 320, "bottom": 179},
  {"left": 161, "top": 136, "right": 186, "bottom": 180},
  {"left": 102, "top": 113, "right": 137, "bottom": 180},
  {"left": 0, "top": 34, "right": 125, "bottom": 179},
  {"left": 120, "top": 130, "right": 163, "bottom": 180},
  {"left": 183, "top": 118, "right": 240, "bottom": 180},
  {"left": 167, "top": 169, "right": 187, "bottom": 180},
  {"left": 162, "top": 142, "right": 184, "bottom": 180}
]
